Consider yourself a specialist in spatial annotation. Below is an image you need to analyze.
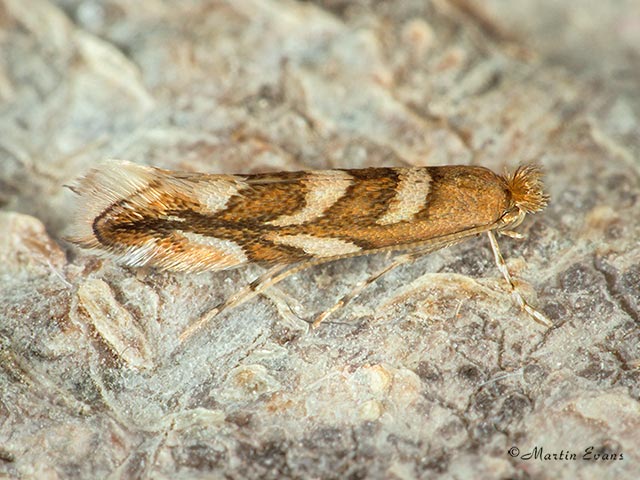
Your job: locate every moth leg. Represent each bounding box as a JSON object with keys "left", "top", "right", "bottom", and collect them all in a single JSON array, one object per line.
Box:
[
  {"left": 486, "top": 231, "right": 552, "bottom": 327},
  {"left": 179, "top": 258, "right": 339, "bottom": 344},
  {"left": 312, "top": 252, "right": 419, "bottom": 329},
  {"left": 499, "top": 229, "right": 524, "bottom": 239},
  {"left": 178, "top": 263, "right": 289, "bottom": 343}
]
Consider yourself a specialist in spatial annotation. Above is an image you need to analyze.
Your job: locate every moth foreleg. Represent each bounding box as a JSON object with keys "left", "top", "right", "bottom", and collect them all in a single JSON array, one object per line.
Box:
[{"left": 487, "top": 231, "right": 552, "bottom": 327}]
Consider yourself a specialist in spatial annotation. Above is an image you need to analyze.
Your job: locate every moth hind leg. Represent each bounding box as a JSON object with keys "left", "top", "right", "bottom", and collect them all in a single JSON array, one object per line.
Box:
[
  {"left": 178, "top": 257, "right": 341, "bottom": 345},
  {"left": 486, "top": 231, "right": 553, "bottom": 327},
  {"left": 312, "top": 252, "right": 419, "bottom": 328},
  {"left": 178, "top": 263, "right": 292, "bottom": 344}
]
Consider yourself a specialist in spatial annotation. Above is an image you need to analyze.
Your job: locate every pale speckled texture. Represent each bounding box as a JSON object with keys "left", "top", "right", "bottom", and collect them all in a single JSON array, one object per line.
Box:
[{"left": 1, "top": 0, "right": 639, "bottom": 479}]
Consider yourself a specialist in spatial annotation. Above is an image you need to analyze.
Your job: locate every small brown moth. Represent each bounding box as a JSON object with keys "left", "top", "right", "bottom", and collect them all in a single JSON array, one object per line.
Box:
[{"left": 68, "top": 160, "right": 552, "bottom": 340}]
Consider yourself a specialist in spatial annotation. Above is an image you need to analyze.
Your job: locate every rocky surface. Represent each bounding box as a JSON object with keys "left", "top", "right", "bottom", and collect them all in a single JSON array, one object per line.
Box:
[{"left": 1, "top": 0, "right": 639, "bottom": 478}]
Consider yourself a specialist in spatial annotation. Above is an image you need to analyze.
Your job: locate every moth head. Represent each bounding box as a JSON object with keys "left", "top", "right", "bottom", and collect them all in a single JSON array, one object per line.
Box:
[{"left": 499, "top": 164, "right": 549, "bottom": 229}]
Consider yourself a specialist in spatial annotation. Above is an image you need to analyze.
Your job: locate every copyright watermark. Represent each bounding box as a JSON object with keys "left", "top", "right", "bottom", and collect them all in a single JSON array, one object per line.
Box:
[{"left": 508, "top": 446, "right": 624, "bottom": 461}]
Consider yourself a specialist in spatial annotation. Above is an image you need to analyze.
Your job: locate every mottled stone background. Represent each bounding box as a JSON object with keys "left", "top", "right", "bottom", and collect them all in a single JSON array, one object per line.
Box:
[{"left": 1, "top": 0, "right": 639, "bottom": 479}]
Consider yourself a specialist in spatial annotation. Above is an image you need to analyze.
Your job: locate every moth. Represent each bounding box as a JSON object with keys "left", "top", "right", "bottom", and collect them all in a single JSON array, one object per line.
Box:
[{"left": 68, "top": 160, "right": 552, "bottom": 340}]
